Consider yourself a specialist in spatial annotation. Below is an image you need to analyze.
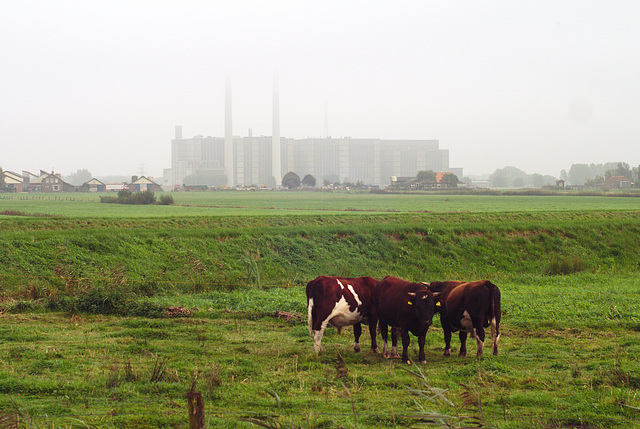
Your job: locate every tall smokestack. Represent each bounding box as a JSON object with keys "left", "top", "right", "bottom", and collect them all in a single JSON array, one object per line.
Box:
[
  {"left": 224, "top": 73, "right": 234, "bottom": 186},
  {"left": 272, "top": 71, "right": 281, "bottom": 186}
]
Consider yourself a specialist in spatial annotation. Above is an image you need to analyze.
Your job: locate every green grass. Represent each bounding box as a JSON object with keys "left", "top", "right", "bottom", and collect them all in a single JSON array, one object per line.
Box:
[
  {"left": 1, "top": 190, "right": 640, "bottom": 217},
  {"left": 1, "top": 194, "right": 640, "bottom": 427},
  {"left": 1, "top": 272, "right": 640, "bottom": 428}
]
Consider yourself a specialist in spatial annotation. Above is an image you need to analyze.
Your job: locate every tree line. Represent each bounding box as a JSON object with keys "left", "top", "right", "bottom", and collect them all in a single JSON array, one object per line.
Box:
[
  {"left": 560, "top": 162, "right": 639, "bottom": 186},
  {"left": 489, "top": 162, "right": 639, "bottom": 188}
]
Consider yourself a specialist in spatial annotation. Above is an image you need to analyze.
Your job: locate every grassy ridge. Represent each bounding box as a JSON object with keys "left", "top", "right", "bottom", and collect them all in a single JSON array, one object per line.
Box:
[{"left": 1, "top": 211, "right": 639, "bottom": 303}]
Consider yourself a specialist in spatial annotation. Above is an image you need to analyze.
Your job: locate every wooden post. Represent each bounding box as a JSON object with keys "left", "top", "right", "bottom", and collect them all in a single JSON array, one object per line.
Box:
[{"left": 187, "top": 391, "right": 205, "bottom": 429}]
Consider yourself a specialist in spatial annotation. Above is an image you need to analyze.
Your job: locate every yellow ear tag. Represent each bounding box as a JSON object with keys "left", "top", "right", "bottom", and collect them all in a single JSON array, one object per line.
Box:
[
  {"left": 436, "top": 301, "right": 442, "bottom": 307},
  {"left": 407, "top": 301, "right": 413, "bottom": 305}
]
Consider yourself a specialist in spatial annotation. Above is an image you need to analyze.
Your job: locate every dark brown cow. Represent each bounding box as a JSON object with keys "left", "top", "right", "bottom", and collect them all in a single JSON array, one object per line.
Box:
[
  {"left": 427, "top": 280, "right": 501, "bottom": 357},
  {"left": 306, "top": 276, "right": 379, "bottom": 354},
  {"left": 374, "top": 276, "right": 437, "bottom": 364}
]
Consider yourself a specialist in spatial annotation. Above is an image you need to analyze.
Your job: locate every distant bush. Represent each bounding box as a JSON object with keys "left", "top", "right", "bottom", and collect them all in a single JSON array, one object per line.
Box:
[
  {"left": 159, "top": 195, "right": 174, "bottom": 205},
  {"left": 546, "top": 255, "right": 586, "bottom": 275},
  {"left": 99, "top": 196, "right": 118, "bottom": 203},
  {"left": 100, "top": 190, "right": 157, "bottom": 205}
]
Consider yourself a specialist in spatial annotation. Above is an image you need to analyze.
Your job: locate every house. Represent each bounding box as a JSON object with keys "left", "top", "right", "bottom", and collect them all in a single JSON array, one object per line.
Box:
[
  {"left": 39, "top": 172, "right": 76, "bottom": 193},
  {"left": 2, "top": 170, "right": 24, "bottom": 192},
  {"left": 390, "top": 176, "right": 420, "bottom": 189},
  {"left": 22, "top": 170, "right": 48, "bottom": 192},
  {"left": 129, "top": 176, "right": 162, "bottom": 192},
  {"left": 605, "top": 176, "right": 631, "bottom": 189},
  {"left": 391, "top": 172, "right": 461, "bottom": 190},
  {"left": 85, "top": 178, "right": 106, "bottom": 192}
]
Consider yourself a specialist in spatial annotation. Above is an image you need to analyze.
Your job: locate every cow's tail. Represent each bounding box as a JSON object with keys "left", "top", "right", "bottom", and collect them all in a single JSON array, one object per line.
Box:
[{"left": 487, "top": 281, "right": 501, "bottom": 355}]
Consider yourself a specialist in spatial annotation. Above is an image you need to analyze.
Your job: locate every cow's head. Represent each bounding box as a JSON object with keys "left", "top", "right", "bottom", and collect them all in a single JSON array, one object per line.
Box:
[{"left": 407, "top": 291, "right": 438, "bottom": 328}]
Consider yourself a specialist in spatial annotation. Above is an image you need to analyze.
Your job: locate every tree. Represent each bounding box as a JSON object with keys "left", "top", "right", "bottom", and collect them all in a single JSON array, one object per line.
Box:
[
  {"left": 633, "top": 165, "right": 640, "bottom": 185},
  {"left": 416, "top": 170, "right": 437, "bottom": 183},
  {"left": 281, "top": 171, "right": 301, "bottom": 189},
  {"left": 489, "top": 166, "right": 527, "bottom": 188},
  {"left": 440, "top": 173, "right": 460, "bottom": 187},
  {"left": 585, "top": 175, "right": 605, "bottom": 186},
  {"left": 301, "top": 174, "right": 316, "bottom": 187},
  {"left": 605, "top": 162, "right": 632, "bottom": 180},
  {"left": 65, "top": 169, "right": 92, "bottom": 186},
  {"left": 530, "top": 173, "right": 545, "bottom": 188}
]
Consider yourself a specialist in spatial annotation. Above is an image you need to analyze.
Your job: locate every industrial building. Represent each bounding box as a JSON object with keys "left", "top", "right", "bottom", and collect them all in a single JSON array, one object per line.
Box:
[{"left": 165, "top": 75, "right": 460, "bottom": 188}]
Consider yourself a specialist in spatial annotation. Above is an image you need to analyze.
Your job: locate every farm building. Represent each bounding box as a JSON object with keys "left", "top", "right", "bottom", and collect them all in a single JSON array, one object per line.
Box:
[
  {"left": 605, "top": 176, "right": 631, "bottom": 189},
  {"left": 129, "top": 176, "right": 161, "bottom": 192},
  {"left": 38, "top": 172, "right": 76, "bottom": 193},
  {"left": 2, "top": 170, "right": 24, "bottom": 192},
  {"left": 85, "top": 178, "right": 106, "bottom": 192},
  {"left": 21, "top": 171, "right": 76, "bottom": 193}
]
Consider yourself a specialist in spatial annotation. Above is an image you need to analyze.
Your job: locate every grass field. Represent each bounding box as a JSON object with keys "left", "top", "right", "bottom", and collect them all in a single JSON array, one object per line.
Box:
[
  {"left": 1, "top": 191, "right": 640, "bottom": 428},
  {"left": 1, "top": 190, "right": 639, "bottom": 217}
]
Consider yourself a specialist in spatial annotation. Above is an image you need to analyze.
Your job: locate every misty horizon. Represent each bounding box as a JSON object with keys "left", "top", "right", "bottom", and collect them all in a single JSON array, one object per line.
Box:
[{"left": 2, "top": 2, "right": 639, "bottom": 178}]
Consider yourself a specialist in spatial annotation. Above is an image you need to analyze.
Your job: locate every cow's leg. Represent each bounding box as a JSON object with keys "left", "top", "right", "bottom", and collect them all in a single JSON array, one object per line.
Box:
[
  {"left": 442, "top": 324, "right": 453, "bottom": 357},
  {"left": 312, "top": 320, "right": 329, "bottom": 354},
  {"left": 400, "top": 329, "right": 411, "bottom": 364},
  {"left": 474, "top": 327, "right": 485, "bottom": 358},
  {"left": 417, "top": 333, "right": 427, "bottom": 364},
  {"left": 458, "top": 331, "right": 468, "bottom": 357},
  {"left": 490, "top": 317, "right": 500, "bottom": 356},
  {"left": 380, "top": 322, "right": 391, "bottom": 358},
  {"left": 353, "top": 322, "right": 362, "bottom": 353},
  {"left": 390, "top": 327, "right": 401, "bottom": 359},
  {"left": 368, "top": 316, "right": 380, "bottom": 353}
]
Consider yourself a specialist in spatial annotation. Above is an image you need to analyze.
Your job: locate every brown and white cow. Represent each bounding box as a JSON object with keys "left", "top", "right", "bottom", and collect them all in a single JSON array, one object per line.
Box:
[
  {"left": 427, "top": 280, "right": 501, "bottom": 358},
  {"left": 306, "top": 276, "right": 379, "bottom": 354},
  {"left": 374, "top": 276, "right": 438, "bottom": 364}
]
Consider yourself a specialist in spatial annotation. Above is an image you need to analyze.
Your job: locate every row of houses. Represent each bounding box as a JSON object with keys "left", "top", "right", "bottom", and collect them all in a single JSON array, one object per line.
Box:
[{"left": 1, "top": 170, "right": 162, "bottom": 193}]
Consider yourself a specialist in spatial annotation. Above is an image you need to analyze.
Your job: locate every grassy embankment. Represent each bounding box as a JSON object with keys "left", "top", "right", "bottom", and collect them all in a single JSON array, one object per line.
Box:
[{"left": 0, "top": 193, "right": 639, "bottom": 427}]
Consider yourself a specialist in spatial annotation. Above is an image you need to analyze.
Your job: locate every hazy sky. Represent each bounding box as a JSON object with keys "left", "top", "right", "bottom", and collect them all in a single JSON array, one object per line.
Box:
[{"left": 2, "top": 1, "right": 639, "bottom": 178}]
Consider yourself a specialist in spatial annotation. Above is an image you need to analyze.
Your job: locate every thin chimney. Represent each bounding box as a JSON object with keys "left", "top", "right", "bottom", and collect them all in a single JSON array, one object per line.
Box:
[
  {"left": 224, "top": 73, "right": 234, "bottom": 186},
  {"left": 272, "top": 71, "right": 281, "bottom": 185}
]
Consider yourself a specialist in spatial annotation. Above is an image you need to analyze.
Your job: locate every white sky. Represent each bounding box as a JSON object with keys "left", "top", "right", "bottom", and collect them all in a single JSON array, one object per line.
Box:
[{"left": 2, "top": 1, "right": 639, "bottom": 178}]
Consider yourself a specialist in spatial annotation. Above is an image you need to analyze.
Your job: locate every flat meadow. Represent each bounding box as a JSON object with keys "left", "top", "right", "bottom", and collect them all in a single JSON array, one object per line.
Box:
[{"left": 1, "top": 190, "right": 640, "bottom": 428}]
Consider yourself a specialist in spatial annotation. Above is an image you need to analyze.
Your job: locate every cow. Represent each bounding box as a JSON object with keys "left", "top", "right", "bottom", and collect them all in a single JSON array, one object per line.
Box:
[
  {"left": 374, "top": 276, "right": 438, "bottom": 364},
  {"left": 306, "top": 276, "right": 379, "bottom": 354},
  {"left": 427, "top": 280, "right": 501, "bottom": 358}
]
